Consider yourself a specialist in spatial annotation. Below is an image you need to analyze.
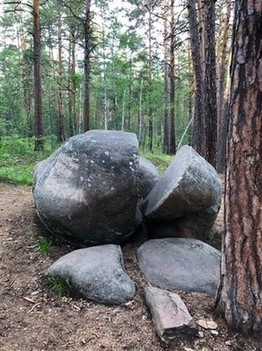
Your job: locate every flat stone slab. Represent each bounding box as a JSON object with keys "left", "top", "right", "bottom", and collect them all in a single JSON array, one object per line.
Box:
[
  {"left": 33, "top": 130, "right": 139, "bottom": 245},
  {"left": 46, "top": 244, "right": 136, "bottom": 305},
  {"left": 137, "top": 238, "right": 221, "bottom": 295},
  {"left": 145, "top": 286, "right": 197, "bottom": 342},
  {"left": 142, "top": 145, "right": 222, "bottom": 220}
]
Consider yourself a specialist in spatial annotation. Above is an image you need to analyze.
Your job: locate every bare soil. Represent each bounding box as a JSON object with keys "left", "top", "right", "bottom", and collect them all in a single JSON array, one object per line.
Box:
[{"left": 0, "top": 183, "right": 260, "bottom": 351}]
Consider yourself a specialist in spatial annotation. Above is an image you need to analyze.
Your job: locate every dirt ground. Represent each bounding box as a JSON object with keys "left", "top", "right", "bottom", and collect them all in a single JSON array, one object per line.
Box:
[{"left": 0, "top": 183, "right": 260, "bottom": 351}]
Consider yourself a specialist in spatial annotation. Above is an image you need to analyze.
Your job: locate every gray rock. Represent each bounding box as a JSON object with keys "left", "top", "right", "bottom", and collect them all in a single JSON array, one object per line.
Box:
[
  {"left": 145, "top": 286, "right": 197, "bottom": 342},
  {"left": 146, "top": 207, "right": 220, "bottom": 243},
  {"left": 137, "top": 238, "right": 221, "bottom": 295},
  {"left": 137, "top": 156, "right": 160, "bottom": 199},
  {"left": 45, "top": 244, "right": 136, "bottom": 305},
  {"left": 142, "top": 145, "right": 222, "bottom": 220},
  {"left": 33, "top": 130, "right": 139, "bottom": 245}
]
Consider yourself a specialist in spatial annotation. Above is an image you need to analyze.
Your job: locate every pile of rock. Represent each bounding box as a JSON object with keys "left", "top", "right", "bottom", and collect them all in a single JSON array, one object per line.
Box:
[
  {"left": 33, "top": 130, "right": 222, "bottom": 342},
  {"left": 33, "top": 130, "right": 222, "bottom": 246}
]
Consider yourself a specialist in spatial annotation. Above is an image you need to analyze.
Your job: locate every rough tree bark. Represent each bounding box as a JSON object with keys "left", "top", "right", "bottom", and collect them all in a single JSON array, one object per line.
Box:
[
  {"left": 203, "top": 0, "right": 217, "bottom": 167},
  {"left": 215, "top": 0, "right": 262, "bottom": 337}
]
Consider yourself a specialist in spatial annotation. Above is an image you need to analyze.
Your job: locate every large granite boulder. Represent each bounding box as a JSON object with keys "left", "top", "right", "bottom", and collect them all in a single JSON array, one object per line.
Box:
[
  {"left": 142, "top": 146, "right": 222, "bottom": 241},
  {"left": 137, "top": 156, "right": 160, "bottom": 199},
  {"left": 45, "top": 244, "right": 136, "bottom": 305},
  {"left": 137, "top": 238, "right": 221, "bottom": 295},
  {"left": 33, "top": 130, "right": 139, "bottom": 245}
]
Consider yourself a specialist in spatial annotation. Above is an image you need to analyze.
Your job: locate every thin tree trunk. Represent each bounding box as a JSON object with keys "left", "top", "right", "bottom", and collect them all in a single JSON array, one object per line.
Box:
[
  {"left": 121, "top": 89, "right": 126, "bottom": 131},
  {"left": 168, "top": 0, "right": 176, "bottom": 154},
  {"left": 163, "top": 0, "right": 169, "bottom": 153},
  {"left": 203, "top": 0, "right": 217, "bottom": 167},
  {"left": 148, "top": 9, "right": 153, "bottom": 152},
  {"left": 138, "top": 77, "right": 143, "bottom": 144},
  {"left": 215, "top": 0, "right": 262, "bottom": 337},
  {"left": 33, "top": 0, "right": 43, "bottom": 151},
  {"left": 187, "top": 0, "right": 204, "bottom": 155},
  {"left": 57, "top": 12, "right": 65, "bottom": 142},
  {"left": 217, "top": 0, "right": 232, "bottom": 172},
  {"left": 83, "top": 0, "right": 91, "bottom": 132}
]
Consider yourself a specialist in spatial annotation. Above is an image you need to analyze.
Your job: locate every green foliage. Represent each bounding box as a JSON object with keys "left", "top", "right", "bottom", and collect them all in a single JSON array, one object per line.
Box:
[
  {"left": 141, "top": 150, "right": 172, "bottom": 174},
  {"left": 0, "top": 136, "right": 59, "bottom": 185},
  {"left": 37, "top": 236, "right": 52, "bottom": 255},
  {"left": 45, "top": 275, "right": 71, "bottom": 296}
]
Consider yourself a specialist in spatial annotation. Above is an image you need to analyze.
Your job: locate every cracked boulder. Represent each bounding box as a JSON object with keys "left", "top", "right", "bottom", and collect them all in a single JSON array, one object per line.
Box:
[
  {"left": 142, "top": 145, "right": 222, "bottom": 241},
  {"left": 33, "top": 130, "right": 139, "bottom": 245}
]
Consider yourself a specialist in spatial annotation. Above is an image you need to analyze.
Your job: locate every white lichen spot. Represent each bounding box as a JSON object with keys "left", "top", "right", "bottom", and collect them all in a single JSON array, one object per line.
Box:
[
  {"left": 129, "top": 161, "right": 133, "bottom": 166},
  {"left": 90, "top": 160, "right": 95, "bottom": 164},
  {"left": 102, "top": 160, "right": 105, "bottom": 163},
  {"left": 104, "top": 151, "right": 110, "bottom": 156},
  {"left": 80, "top": 176, "right": 84, "bottom": 182}
]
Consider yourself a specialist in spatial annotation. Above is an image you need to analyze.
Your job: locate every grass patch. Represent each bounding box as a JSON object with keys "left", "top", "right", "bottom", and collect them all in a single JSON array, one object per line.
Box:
[
  {"left": 45, "top": 275, "right": 71, "bottom": 296},
  {"left": 37, "top": 236, "right": 52, "bottom": 255}
]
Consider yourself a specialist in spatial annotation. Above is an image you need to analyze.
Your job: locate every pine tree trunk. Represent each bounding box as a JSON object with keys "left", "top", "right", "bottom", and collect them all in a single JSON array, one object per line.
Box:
[
  {"left": 57, "top": 12, "right": 65, "bottom": 142},
  {"left": 203, "top": 0, "right": 217, "bottom": 167},
  {"left": 163, "top": 0, "right": 176, "bottom": 155},
  {"left": 148, "top": 9, "right": 153, "bottom": 152},
  {"left": 215, "top": 0, "right": 262, "bottom": 337},
  {"left": 187, "top": 0, "right": 204, "bottom": 155},
  {"left": 33, "top": 0, "right": 43, "bottom": 151},
  {"left": 217, "top": 0, "right": 232, "bottom": 172},
  {"left": 83, "top": 0, "right": 91, "bottom": 132},
  {"left": 168, "top": 0, "right": 176, "bottom": 155},
  {"left": 163, "top": 0, "right": 170, "bottom": 153}
]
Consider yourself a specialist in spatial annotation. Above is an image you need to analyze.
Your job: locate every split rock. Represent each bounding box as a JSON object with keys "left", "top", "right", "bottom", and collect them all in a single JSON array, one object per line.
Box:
[
  {"left": 142, "top": 145, "right": 222, "bottom": 220},
  {"left": 33, "top": 130, "right": 139, "bottom": 245},
  {"left": 137, "top": 238, "right": 221, "bottom": 295},
  {"left": 145, "top": 286, "right": 197, "bottom": 342},
  {"left": 45, "top": 244, "right": 136, "bottom": 304}
]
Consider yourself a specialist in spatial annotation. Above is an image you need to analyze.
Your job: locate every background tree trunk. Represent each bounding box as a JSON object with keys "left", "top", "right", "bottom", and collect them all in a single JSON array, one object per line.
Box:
[
  {"left": 168, "top": 0, "right": 176, "bottom": 154},
  {"left": 33, "top": 0, "right": 43, "bottom": 151},
  {"left": 57, "top": 12, "right": 66, "bottom": 142},
  {"left": 215, "top": 0, "right": 262, "bottom": 337},
  {"left": 187, "top": 0, "right": 204, "bottom": 155},
  {"left": 83, "top": 0, "right": 91, "bottom": 132},
  {"left": 203, "top": 0, "right": 217, "bottom": 167},
  {"left": 216, "top": 0, "right": 232, "bottom": 172},
  {"left": 163, "top": 0, "right": 176, "bottom": 155}
]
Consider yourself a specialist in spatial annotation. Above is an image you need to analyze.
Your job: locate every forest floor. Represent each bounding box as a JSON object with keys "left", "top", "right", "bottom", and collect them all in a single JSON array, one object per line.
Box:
[{"left": 0, "top": 183, "right": 261, "bottom": 351}]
